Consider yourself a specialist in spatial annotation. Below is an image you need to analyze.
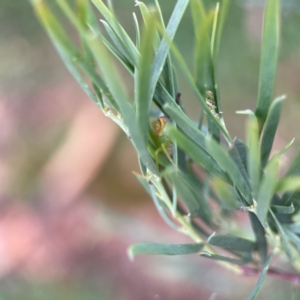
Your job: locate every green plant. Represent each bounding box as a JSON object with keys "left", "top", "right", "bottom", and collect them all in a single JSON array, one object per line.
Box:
[{"left": 31, "top": 0, "right": 300, "bottom": 298}]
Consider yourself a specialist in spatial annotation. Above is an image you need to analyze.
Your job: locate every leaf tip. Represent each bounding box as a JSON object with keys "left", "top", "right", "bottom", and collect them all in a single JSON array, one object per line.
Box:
[
  {"left": 127, "top": 246, "right": 135, "bottom": 261},
  {"left": 207, "top": 231, "right": 216, "bottom": 243}
]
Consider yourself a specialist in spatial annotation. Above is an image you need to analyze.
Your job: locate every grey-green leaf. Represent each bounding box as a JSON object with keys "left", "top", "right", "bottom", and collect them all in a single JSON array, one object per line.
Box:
[
  {"left": 128, "top": 242, "right": 204, "bottom": 260},
  {"left": 271, "top": 204, "right": 295, "bottom": 214},
  {"left": 206, "top": 137, "right": 252, "bottom": 204},
  {"left": 248, "top": 212, "right": 267, "bottom": 265},
  {"left": 247, "top": 253, "right": 273, "bottom": 300},
  {"left": 282, "top": 149, "right": 300, "bottom": 204},
  {"left": 255, "top": 0, "right": 280, "bottom": 132},
  {"left": 164, "top": 125, "right": 228, "bottom": 181},
  {"left": 163, "top": 167, "right": 200, "bottom": 215},
  {"left": 163, "top": 103, "right": 206, "bottom": 150},
  {"left": 247, "top": 115, "right": 261, "bottom": 200},
  {"left": 149, "top": 0, "right": 189, "bottom": 103},
  {"left": 200, "top": 252, "right": 252, "bottom": 265},
  {"left": 135, "top": 12, "right": 157, "bottom": 144},
  {"left": 261, "top": 96, "right": 285, "bottom": 168},
  {"left": 256, "top": 158, "right": 279, "bottom": 227}
]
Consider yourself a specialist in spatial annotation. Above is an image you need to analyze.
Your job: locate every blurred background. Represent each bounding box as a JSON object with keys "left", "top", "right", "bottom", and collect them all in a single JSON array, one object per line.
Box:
[{"left": 0, "top": 0, "right": 300, "bottom": 299}]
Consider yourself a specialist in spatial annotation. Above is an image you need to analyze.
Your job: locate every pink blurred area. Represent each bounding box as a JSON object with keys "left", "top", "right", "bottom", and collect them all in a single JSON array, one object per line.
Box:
[
  {"left": 1, "top": 1, "right": 299, "bottom": 299},
  {"left": 0, "top": 80, "right": 223, "bottom": 299}
]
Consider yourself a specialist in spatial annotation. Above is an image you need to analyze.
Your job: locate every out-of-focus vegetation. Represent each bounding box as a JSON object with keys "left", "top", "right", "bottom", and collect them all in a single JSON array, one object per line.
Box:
[{"left": 1, "top": 0, "right": 300, "bottom": 299}]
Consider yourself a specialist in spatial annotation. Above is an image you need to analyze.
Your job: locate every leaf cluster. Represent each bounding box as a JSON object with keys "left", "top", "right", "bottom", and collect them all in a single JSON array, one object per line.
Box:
[{"left": 31, "top": 0, "right": 300, "bottom": 297}]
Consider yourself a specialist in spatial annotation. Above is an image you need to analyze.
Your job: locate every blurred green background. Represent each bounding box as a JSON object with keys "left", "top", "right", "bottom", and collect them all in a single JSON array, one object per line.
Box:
[{"left": 0, "top": 0, "right": 300, "bottom": 299}]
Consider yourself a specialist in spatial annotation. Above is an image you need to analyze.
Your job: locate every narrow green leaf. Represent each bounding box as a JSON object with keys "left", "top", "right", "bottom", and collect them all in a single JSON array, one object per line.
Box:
[
  {"left": 206, "top": 137, "right": 252, "bottom": 204},
  {"left": 191, "top": 7, "right": 220, "bottom": 140},
  {"left": 200, "top": 252, "right": 252, "bottom": 265},
  {"left": 247, "top": 253, "right": 273, "bottom": 300},
  {"left": 149, "top": 184, "right": 180, "bottom": 231},
  {"left": 284, "top": 228, "right": 300, "bottom": 250},
  {"left": 128, "top": 242, "right": 204, "bottom": 260},
  {"left": 211, "top": 3, "right": 219, "bottom": 58},
  {"left": 192, "top": 3, "right": 214, "bottom": 94},
  {"left": 211, "top": 178, "right": 241, "bottom": 210},
  {"left": 164, "top": 167, "right": 200, "bottom": 215},
  {"left": 87, "top": 36, "right": 158, "bottom": 175},
  {"left": 58, "top": 0, "right": 133, "bottom": 75},
  {"left": 208, "top": 234, "right": 256, "bottom": 252},
  {"left": 248, "top": 212, "right": 267, "bottom": 265},
  {"left": 164, "top": 125, "right": 229, "bottom": 181},
  {"left": 261, "top": 96, "right": 285, "bottom": 168},
  {"left": 100, "top": 20, "right": 133, "bottom": 63},
  {"left": 164, "top": 167, "right": 214, "bottom": 225},
  {"left": 269, "top": 210, "right": 293, "bottom": 260},
  {"left": 135, "top": 12, "right": 157, "bottom": 144},
  {"left": 32, "top": 0, "right": 108, "bottom": 107},
  {"left": 149, "top": 0, "right": 189, "bottom": 103},
  {"left": 292, "top": 286, "right": 300, "bottom": 300},
  {"left": 77, "top": 0, "right": 100, "bottom": 34},
  {"left": 269, "top": 138, "right": 295, "bottom": 166},
  {"left": 213, "top": 0, "right": 229, "bottom": 62},
  {"left": 133, "top": 12, "right": 140, "bottom": 49},
  {"left": 284, "top": 224, "right": 300, "bottom": 234},
  {"left": 271, "top": 204, "right": 295, "bottom": 214},
  {"left": 255, "top": 0, "right": 280, "bottom": 131},
  {"left": 162, "top": 30, "right": 231, "bottom": 143},
  {"left": 136, "top": 1, "right": 160, "bottom": 49},
  {"left": 247, "top": 115, "right": 261, "bottom": 199},
  {"left": 256, "top": 158, "right": 280, "bottom": 227},
  {"left": 276, "top": 177, "right": 300, "bottom": 193},
  {"left": 91, "top": 0, "right": 139, "bottom": 65},
  {"left": 282, "top": 149, "right": 300, "bottom": 204},
  {"left": 190, "top": 0, "right": 206, "bottom": 34}
]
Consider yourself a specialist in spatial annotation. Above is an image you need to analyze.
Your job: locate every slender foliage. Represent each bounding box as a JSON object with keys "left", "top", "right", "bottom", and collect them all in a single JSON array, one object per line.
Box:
[{"left": 31, "top": 0, "right": 300, "bottom": 297}]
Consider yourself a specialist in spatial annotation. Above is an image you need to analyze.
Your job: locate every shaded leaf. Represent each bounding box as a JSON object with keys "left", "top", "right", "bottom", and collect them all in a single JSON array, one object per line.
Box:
[
  {"left": 211, "top": 178, "right": 241, "bottom": 209},
  {"left": 164, "top": 167, "right": 214, "bottom": 225},
  {"left": 276, "top": 176, "right": 300, "bottom": 193},
  {"left": 206, "top": 137, "right": 252, "bottom": 204},
  {"left": 229, "top": 139, "right": 250, "bottom": 189},
  {"left": 32, "top": 0, "right": 116, "bottom": 109},
  {"left": 149, "top": 183, "right": 180, "bottom": 231},
  {"left": 284, "top": 224, "right": 300, "bottom": 234},
  {"left": 271, "top": 204, "right": 295, "bottom": 214},
  {"left": 163, "top": 103, "right": 206, "bottom": 150},
  {"left": 247, "top": 253, "right": 273, "bottom": 300},
  {"left": 160, "top": 27, "right": 231, "bottom": 143},
  {"left": 284, "top": 228, "right": 300, "bottom": 250},
  {"left": 261, "top": 96, "right": 285, "bottom": 168},
  {"left": 164, "top": 125, "right": 228, "bottom": 181},
  {"left": 208, "top": 234, "right": 256, "bottom": 252},
  {"left": 200, "top": 252, "right": 252, "bottom": 265},
  {"left": 135, "top": 12, "right": 157, "bottom": 144},
  {"left": 163, "top": 167, "right": 200, "bottom": 215},
  {"left": 270, "top": 210, "right": 293, "bottom": 260},
  {"left": 248, "top": 212, "right": 267, "bottom": 265},
  {"left": 282, "top": 149, "right": 300, "bottom": 204}
]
